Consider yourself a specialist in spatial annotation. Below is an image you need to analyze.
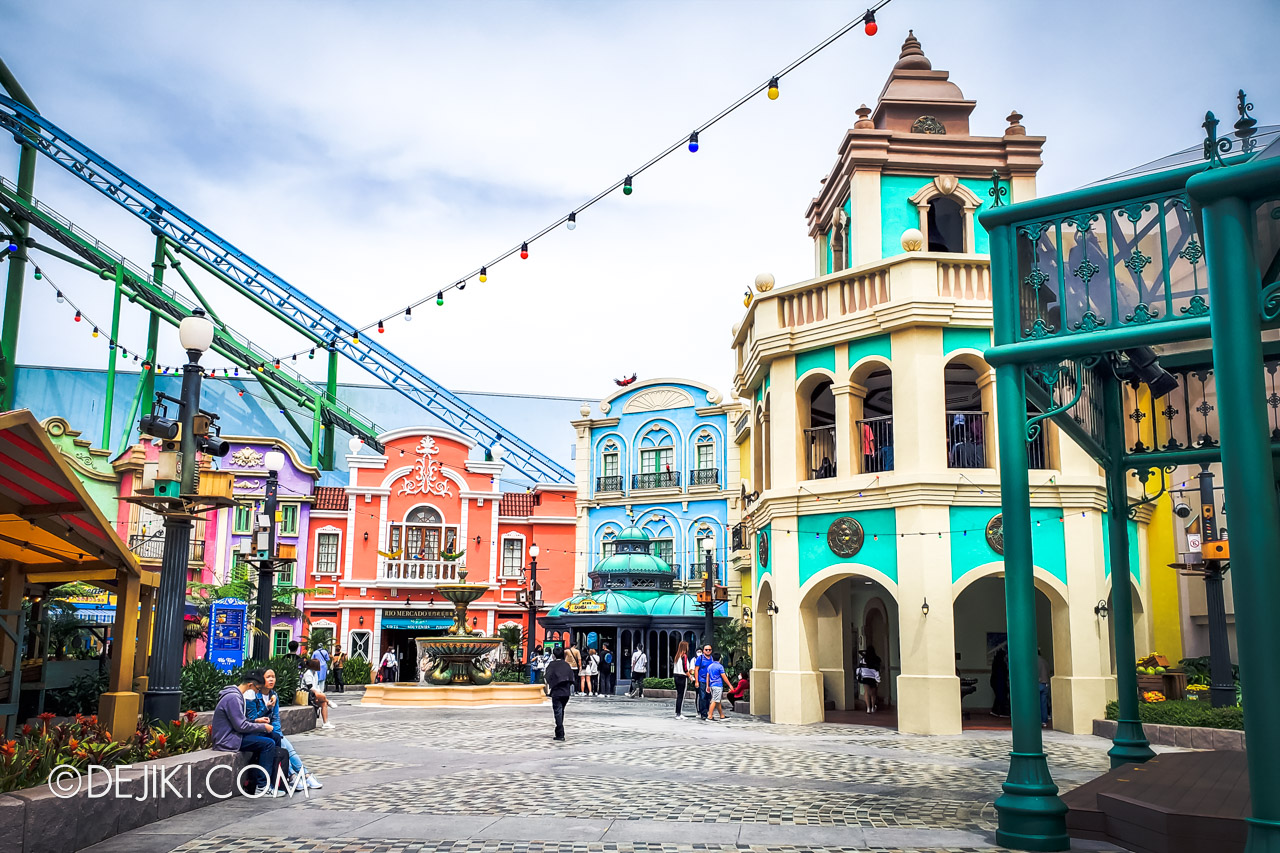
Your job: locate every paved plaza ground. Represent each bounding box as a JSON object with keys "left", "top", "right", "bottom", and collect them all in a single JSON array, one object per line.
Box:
[{"left": 83, "top": 694, "right": 1139, "bottom": 853}]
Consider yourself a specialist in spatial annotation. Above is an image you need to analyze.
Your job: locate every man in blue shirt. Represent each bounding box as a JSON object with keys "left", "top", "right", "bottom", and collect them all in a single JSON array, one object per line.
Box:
[
  {"left": 312, "top": 646, "right": 331, "bottom": 694},
  {"left": 691, "top": 642, "right": 714, "bottom": 720},
  {"left": 705, "top": 652, "right": 735, "bottom": 721}
]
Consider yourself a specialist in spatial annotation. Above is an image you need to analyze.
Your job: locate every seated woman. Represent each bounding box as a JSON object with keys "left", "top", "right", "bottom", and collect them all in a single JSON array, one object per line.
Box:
[
  {"left": 725, "top": 671, "right": 750, "bottom": 709},
  {"left": 302, "top": 659, "right": 335, "bottom": 729},
  {"left": 211, "top": 668, "right": 283, "bottom": 796},
  {"left": 246, "top": 668, "right": 323, "bottom": 790}
]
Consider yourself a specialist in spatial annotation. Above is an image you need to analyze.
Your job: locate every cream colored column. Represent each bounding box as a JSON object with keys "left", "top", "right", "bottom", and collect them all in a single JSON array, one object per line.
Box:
[
  {"left": 896, "top": 505, "right": 962, "bottom": 734},
  {"left": 1052, "top": 508, "right": 1112, "bottom": 733},
  {"left": 849, "top": 168, "right": 883, "bottom": 266},
  {"left": 750, "top": 586, "right": 775, "bottom": 716},
  {"left": 976, "top": 371, "right": 998, "bottom": 466},
  {"left": 816, "top": 587, "right": 849, "bottom": 710},
  {"left": 832, "top": 383, "right": 855, "bottom": 480},
  {"left": 892, "top": 327, "right": 948, "bottom": 474},
  {"left": 766, "top": 515, "right": 824, "bottom": 724},
  {"left": 769, "top": 357, "right": 799, "bottom": 488}
]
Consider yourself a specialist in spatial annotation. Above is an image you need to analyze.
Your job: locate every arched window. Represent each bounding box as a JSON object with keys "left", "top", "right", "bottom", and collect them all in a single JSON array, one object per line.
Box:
[
  {"left": 928, "top": 196, "right": 964, "bottom": 253},
  {"left": 641, "top": 515, "right": 675, "bottom": 567},
  {"left": 636, "top": 426, "right": 678, "bottom": 489},
  {"left": 804, "top": 379, "right": 837, "bottom": 480},
  {"left": 597, "top": 439, "right": 622, "bottom": 492},
  {"left": 691, "top": 429, "right": 718, "bottom": 486},
  {"left": 388, "top": 505, "right": 457, "bottom": 561},
  {"left": 601, "top": 527, "right": 619, "bottom": 559}
]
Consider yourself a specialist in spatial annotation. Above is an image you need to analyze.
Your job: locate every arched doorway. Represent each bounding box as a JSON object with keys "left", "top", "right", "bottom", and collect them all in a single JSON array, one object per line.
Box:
[
  {"left": 850, "top": 359, "right": 894, "bottom": 473},
  {"left": 798, "top": 374, "right": 837, "bottom": 480},
  {"left": 928, "top": 196, "right": 964, "bottom": 252},
  {"left": 751, "top": 578, "right": 775, "bottom": 715}
]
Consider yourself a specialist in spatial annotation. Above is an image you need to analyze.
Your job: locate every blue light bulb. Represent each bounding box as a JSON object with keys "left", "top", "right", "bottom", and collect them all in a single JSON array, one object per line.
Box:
[{"left": 688, "top": 131, "right": 699, "bottom": 153}]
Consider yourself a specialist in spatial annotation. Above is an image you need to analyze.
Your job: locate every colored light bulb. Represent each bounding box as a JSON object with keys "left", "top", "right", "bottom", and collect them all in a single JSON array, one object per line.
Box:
[
  {"left": 767, "top": 77, "right": 779, "bottom": 100},
  {"left": 352, "top": 329, "right": 360, "bottom": 343},
  {"left": 378, "top": 320, "right": 385, "bottom": 333},
  {"left": 436, "top": 291, "right": 444, "bottom": 306},
  {"left": 520, "top": 242, "right": 529, "bottom": 259},
  {"left": 623, "top": 175, "right": 633, "bottom": 195},
  {"left": 33, "top": 268, "right": 42, "bottom": 280},
  {"left": 567, "top": 212, "right": 576, "bottom": 230},
  {"left": 274, "top": 359, "right": 280, "bottom": 369},
  {"left": 404, "top": 307, "right": 412, "bottom": 322},
  {"left": 74, "top": 311, "right": 81, "bottom": 322},
  {"left": 864, "top": 12, "right": 876, "bottom": 35},
  {"left": 55, "top": 290, "right": 63, "bottom": 303},
  {"left": 688, "top": 131, "right": 699, "bottom": 153},
  {"left": 309, "top": 349, "right": 315, "bottom": 359},
  {"left": 479, "top": 266, "right": 488, "bottom": 282},
  {"left": 92, "top": 327, "right": 99, "bottom": 338},
  {"left": 458, "top": 279, "right": 466, "bottom": 291}
]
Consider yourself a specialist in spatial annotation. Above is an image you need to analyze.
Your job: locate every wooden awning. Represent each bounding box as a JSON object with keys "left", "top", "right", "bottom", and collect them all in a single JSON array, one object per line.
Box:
[{"left": 0, "top": 409, "right": 147, "bottom": 587}]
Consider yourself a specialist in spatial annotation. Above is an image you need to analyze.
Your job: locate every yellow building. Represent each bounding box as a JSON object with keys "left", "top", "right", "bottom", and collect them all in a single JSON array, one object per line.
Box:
[{"left": 735, "top": 33, "right": 1153, "bottom": 735}]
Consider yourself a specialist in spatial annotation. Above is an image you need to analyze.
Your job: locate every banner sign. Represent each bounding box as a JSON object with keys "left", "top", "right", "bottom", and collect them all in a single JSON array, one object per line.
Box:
[{"left": 209, "top": 597, "right": 248, "bottom": 673}]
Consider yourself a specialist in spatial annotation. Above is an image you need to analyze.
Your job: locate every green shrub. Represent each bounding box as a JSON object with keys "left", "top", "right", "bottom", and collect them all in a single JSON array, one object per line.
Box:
[
  {"left": 266, "top": 655, "right": 301, "bottom": 704},
  {"left": 492, "top": 668, "right": 526, "bottom": 683},
  {"left": 180, "top": 660, "right": 233, "bottom": 712},
  {"left": 643, "top": 677, "right": 676, "bottom": 690},
  {"left": 44, "top": 671, "right": 108, "bottom": 717},
  {"left": 344, "top": 657, "right": 372, "bottom": 685},
  {"left": 1105, "top": 699, "right": 1244, "bottom": 730}
]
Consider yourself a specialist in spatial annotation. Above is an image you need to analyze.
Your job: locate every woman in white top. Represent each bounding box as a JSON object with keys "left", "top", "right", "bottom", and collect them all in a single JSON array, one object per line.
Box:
[
  {"left": 581, "top": 647, "right": 600, "bottom": 695},
  {"left": 302, "top": 659, "right": 334, "bottom": 728},
  {"left": 378, "top": 650, "right": 398, "bottom": 683},
  {"left": 672, "top": 640, "right": 691, "bottom": 718}
]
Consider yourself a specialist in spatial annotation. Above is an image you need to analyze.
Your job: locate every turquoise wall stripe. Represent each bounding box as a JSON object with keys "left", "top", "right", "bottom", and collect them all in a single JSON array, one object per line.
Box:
[
  {"left": 942, "top": 327, "right": 992, "bottom": 355},
  {"left": 948, "top": 506, "right": 1068, "bottom": 585},
  {"left": 1101, "top": 517, "right": 1143, "bottom": 584},
  {"left": 848, "top": 334, "right": 892, "bottom": 370},
  {"left": 796, "top": 346, "right": 836, "bottom": 379},
  {"left": 878, "top": 175, "right": 1000, "bottom": 260},
  {"left": 798, "top": 509, "right": 898, "bottom": 588}
]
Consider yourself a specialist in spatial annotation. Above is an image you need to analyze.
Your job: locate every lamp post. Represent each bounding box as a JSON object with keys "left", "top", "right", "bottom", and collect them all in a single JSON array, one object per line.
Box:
[
  {"left": 1195, "top": 465, "right": 1235, "bottom": 708},
  {"left": 525, "top": 544, "right": 540, "bottom": 676},
  {"left": 701, "top": 537, "right": 715, "bottom": 646},
  {"left": 142, "top": 309, "right": 214, "bottom": 723},
  {"left": 251, "top": 449, "right": 286, "bottom": 662}
]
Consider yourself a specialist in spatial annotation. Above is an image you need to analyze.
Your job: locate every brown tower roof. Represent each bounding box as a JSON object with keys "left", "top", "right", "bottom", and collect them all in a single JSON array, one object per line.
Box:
[{"left": 871, "top": 30, "right": 976, "bottom": 135}]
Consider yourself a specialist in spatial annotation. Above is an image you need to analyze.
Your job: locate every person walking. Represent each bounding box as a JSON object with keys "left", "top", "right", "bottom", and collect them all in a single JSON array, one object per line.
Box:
[
  {"left": 564, "top": 643, "right": 582, "bottom": 693},
  {"left": 600, "top": 644, "right": 615, "bottom": 695},
  {"left": 582, "top": 647, "right": 600, "bottom": 695},
  {"left": 692, "top": 642, "right": 714, "bottom": 719},
  {"left": 705, "top": 652, "right": 733, "bottom": 721},
  {"left": 672, "top": 640, "right": 691, "bottom": 717},
  {"left": 1038, "top": 649, "right": 1052, "bottom": 728},
  {"left": 331, "top": 652, "right": 346, "bottom": 694},
  {"left": 544, "top": 646, "right": 575, "bottom": 741},
  {"left": 628, "top": 645, "right": 648, "bottom": 697},
  {"left": 855, "top": 651, "right": 880, "bottom": 713},
  {"left": 311, "top": 644, "right": 331, "bottom": 693},
  {"left": 990, "top": 646, "right": 1010, "bottom": 717},
  {"left": 378, "top": 648, "right": 398, "bottom": 683}
]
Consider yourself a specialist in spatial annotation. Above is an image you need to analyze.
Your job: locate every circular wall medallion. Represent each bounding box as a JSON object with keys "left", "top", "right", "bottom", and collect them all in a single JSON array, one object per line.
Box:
[
  {"left": 826, "top": 516, "right": 865, "bottom": 558},
  {"left": 986, "top": 513, "right": 1004, "bottom": 555},
  {"left": 757, "top": 529, "right": 770, "bottom": 568}
]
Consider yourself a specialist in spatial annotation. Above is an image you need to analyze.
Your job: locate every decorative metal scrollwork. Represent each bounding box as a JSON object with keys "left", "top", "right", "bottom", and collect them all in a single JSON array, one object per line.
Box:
[
  {"left": 988, "top": 169, "right": 1006, "bottom": 207},
  {"left": 1127, "top": 465, "right": 1178, "bottom": 519},
  {"left": 1235, "top": 90, "right": 1258, "bottom": 154},
  {"left": 1026, "top": 356, "right": 1100, "bottom": 442},
  {"left": 1203, "top": 111, "right": 1232, "bottom": 168}
]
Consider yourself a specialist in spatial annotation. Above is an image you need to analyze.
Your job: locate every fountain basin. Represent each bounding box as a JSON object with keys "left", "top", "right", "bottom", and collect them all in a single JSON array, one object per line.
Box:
[{"left": 360, "top": 682, "right": 547, "bottom": 707}]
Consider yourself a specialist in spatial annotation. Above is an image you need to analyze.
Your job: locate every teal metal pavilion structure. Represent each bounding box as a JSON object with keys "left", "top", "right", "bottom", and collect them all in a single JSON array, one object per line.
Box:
[{"left": 980, "top": 93, "right": 1280, "bottom": 851}]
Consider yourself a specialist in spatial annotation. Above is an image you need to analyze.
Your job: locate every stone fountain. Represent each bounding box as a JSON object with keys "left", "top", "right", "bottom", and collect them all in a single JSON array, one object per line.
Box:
[
  {"left": 361, "top": 567, "right": 546, "bottom": 707},
  {"left": 415, "top": 568, "right": 502, "bottom": 685}
]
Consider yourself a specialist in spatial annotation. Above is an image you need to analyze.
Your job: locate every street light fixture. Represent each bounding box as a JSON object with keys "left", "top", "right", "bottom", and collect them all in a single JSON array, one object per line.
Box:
[
  {"left": 701, "top": 537, "right": 716, "bottom": 645},
  {"left": 251, "top": 449, "right": 287, "bottom": 662},
  {"left": 525, "top": 544, "right": 540, "bottom": 679}
]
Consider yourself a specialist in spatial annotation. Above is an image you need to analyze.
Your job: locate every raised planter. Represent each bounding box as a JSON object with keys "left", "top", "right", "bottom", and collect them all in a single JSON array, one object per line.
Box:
[
  {"left": 191, "top": 703, "right": 317, "bottom": 736},
  {"left": 1093, "top": 718, "right": 1246, "bottom": 751}
]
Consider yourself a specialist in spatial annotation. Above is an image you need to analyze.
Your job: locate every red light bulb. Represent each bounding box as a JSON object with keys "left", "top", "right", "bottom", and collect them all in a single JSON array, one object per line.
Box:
[
  {"left": 864, "top": 12, "right": 877, "bottom": 35},
  {"left": 520, "top": 241, "right": 529, "bottom": 260}
]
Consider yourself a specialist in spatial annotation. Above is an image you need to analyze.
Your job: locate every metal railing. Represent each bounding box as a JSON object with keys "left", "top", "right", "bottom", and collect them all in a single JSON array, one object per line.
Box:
[
  {"left": 731, "top": 522, "right": 746, "bottom": 551},
  {"left": 804, "top": 425, "right": 837, "bottom": 479},
  {"left": 378, "top": 560, "right": 461, "bottom": 584},
  {"left": 946, "top": 411, "right": 989, "bottom": 468},
  {"left": 856, "top": 416, "right": 894, "bottom": 473},
  {"left": 595, "top": 475, "right": 623, "bottom": 492},
  {"left": 128, "top": 534, "right": 205, "bottom": 563},
  {"left": 688, "top": 468, "right": 720, "bottom": 487},
  {"left": 1027, "top": 428, "right": 1049, "bottom": 469},
  {"left": 632, "top": 471, "right": 681, "bottom": 490}
]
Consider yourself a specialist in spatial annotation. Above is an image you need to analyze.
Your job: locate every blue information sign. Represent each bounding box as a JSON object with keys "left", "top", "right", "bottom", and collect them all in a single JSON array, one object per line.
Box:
[{"left": 209, "top": 597, "right": 248, "bottom": 673}]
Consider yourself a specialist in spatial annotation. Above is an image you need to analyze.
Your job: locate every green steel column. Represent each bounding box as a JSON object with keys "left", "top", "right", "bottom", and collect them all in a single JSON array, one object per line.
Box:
[
  {"left": 321, "top": 342, "right": 337, "bottom": 469},
  {"left": 310, "top": 401, "right": 322, "bottom": 469},
  {"left": 101, "top": 265, "right": 124, "bottom": 450},
  {"left": 142, "top": 236, "right": 166, "bottom": 415},
  {"left": 1102, "top": 374, "right": 1155, "bottom": 768},
  {"left": 1201, "top": 194, "right": 1280, "bottom": 852},
  {"left": 0, "top": 143, "right": 35, "bottom": 410},
  {"left": 994, "top": 362, "right": 1069, "bottom": 852}
]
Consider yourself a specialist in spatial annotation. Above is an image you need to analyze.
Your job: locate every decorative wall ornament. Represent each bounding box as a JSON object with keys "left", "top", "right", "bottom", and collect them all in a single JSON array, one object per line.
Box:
[
  {"left": 911, "top": 115, "right": 946, "bottom": 134},
  {"left": 826, "top": 516, "right": 865, "bottom": 558},
  {"left": 757, "top": 529, "right": 770, "bottom": 568},
  {"left": 623, "top": 387, "right": 694, "bottom": 413},
  {"left": 599, "top": 401, "right": 611, "bottom": 414},
  {"left": 933, "top": 174, "right": 959, "bottom": 197},
  {"left": 398, "top": 436, "right": 454, "bottom": 498},
  {"left": 233, "top": 479, "right": 259, "bottom": 491},
  {"left": 706, "top": 389, "right": 723, "bottom": 405},
  {"left": 986, "top": 514, "right": 1004, "bottom": 555},
  {"left": 229, "top": 447, "right": 265, "bottom": 468}
]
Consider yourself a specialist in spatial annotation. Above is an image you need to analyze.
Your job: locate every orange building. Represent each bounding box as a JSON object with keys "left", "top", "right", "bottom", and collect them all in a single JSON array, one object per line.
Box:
[{"left": 300, "top": 427, "right": 575, "bottom": 677}]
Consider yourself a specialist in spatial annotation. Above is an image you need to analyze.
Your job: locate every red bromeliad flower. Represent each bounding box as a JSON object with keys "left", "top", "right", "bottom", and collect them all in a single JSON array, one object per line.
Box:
[
  {"left": 185, "top": 710, "right": 197, "bottom": 723},
  {"left": 38, "top": 713, "right": 55, "bottom": 721},
  {"left": 89, "top": 715, "right": 98, "bottom": 725},
  {"left": 21, "top": 724, "right": 32, "bottom": 737},
  {"left": 68, "top": 738, "right": 79, "bottom": 750},
  {"left": 0, "top": 740, "right": 15, "bottom": 758},
  {"left": 155, "top": 733, "right": 167, "bottom": 746}
]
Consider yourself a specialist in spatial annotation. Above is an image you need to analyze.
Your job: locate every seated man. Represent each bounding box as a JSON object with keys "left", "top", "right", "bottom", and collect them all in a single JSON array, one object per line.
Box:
[
  {"left": 725, "top": 671, "right": 750, "bottom": 710},
  {"left": 211, "top": 668, "right": 284, "bottom": 797}
]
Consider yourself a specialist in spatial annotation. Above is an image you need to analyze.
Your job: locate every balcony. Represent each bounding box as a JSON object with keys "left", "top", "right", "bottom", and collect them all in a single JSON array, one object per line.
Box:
[
  {"left": 731, "top": 522, "right": 746, "bottom": 551},
  {"left": 632, "top": 471, "right": 681, "bottom": 490},
  {"left": 378, "top": 560, "right": 461, "bottom": 586},
  {"left": 804, "top": 425, "right": 837, "bottom": 480},
  {"left": 128, "top": 534, "right": 205, "bottom": 564},
  {"left": 595, "top": 475, "right": 623, "bottom": 492},
  {"left": 688, "top": 468, "right": 720, "bottom": 488},
  {"left": 856, "top": 416, "right": 894, "bottom": 473},
  {"left": 946, "top": 411, "right": 989, "bottom": 469}
]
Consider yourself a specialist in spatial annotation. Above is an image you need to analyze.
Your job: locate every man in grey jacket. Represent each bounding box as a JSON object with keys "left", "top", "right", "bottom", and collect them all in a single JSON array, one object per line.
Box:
[{"left": 211, "top": 668, "right": 282, "bottom": 796}]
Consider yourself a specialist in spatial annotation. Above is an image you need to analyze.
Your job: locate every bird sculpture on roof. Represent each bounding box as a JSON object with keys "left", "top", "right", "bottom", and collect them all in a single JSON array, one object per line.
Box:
[{"left": 614, "top": 373, "right": 637, "bottom": 387}]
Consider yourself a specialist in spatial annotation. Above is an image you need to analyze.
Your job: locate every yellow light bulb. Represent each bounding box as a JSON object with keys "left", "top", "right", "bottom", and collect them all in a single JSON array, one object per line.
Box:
[{"left": 768, "top": 86, "right": 779, "bottom": 100}]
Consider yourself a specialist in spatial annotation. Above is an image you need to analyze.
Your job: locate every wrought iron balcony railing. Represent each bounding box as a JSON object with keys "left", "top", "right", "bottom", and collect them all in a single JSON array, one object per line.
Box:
[
  {"left": 731, "top": 522, "right": 746, "bottom": 551},
  {"left": 378, "top": 560, "right": 461, "bottom": 585},
  {"left": 632, "top": 471, "right": 680, "bottom": 490},
  {"left": 804, "top": 425, "right": 837, "bottom": 480},
  {"left": 946, "top": 411, "right": 990, "bottom": 469},
  {"left": 688, "top": 468, "right": 720, "bottom": 487},
  {"left": 128, "top": 534, "right": 205, "bottom": 563},
  {"left": 595, "top": 475, "right": 624, "bottom": 492},
  {"left": 856, "top": 416, "right": 894, "bottom": 473}
]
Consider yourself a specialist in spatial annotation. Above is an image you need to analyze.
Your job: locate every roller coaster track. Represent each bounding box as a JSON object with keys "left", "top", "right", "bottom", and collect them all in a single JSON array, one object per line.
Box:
[
  {"left": 0, "top": 94, "right": 572, "bottom": 483},
  {"left": 0, "top": 175, "right": 387, "bottom": 452}
]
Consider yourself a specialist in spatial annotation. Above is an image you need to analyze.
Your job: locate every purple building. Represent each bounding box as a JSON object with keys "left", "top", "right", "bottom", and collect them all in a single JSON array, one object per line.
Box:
[{"left": 215, "top": 438, "right": 321, "bottom": 656}]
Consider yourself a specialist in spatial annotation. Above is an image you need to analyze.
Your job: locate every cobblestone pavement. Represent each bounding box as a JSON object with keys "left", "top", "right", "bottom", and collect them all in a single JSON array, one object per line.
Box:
[{"left": 83, "top": 695, "right": 1138, "bottom": 853}]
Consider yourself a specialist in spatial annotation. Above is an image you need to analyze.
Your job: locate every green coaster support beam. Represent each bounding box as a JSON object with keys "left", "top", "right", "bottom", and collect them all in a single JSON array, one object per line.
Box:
[
  {"left": 100, "top": 264, "right": 124, "bottom": 451},
  {"left": 321, "top": 342, "right": 338, "bottom": 470},
  {"left": 1102, "top": 373, "right": 1155, "bottom": 768},
  {"left": 990, "top": 222, "right": 1068, "bottom": 852},
  {"left": 0, "top": 55, "right": 37, "bottom": 411},
  {"left": 1192, "top": 175, "right": 1280, "bottom": 852},
  {"left": 309, "top": 400, "right": 323, "bottom": 469},
  {"left": 253, "top": 370, "right": 312, "bottom": 454}
]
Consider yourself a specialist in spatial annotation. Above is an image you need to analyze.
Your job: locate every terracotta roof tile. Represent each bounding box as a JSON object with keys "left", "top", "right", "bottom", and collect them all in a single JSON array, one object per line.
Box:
[{"left": 313, "top": 486, "right": 348, "bottom": 512}]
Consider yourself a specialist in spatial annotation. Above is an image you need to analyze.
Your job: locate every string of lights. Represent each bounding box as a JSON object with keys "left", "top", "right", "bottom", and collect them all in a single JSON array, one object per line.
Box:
[{"left": 197, "top": 3, "right": 894, "bottom": 369}]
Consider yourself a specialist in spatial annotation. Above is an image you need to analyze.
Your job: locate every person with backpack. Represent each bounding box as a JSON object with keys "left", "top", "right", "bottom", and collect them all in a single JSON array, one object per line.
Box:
[
  {"left": 600, "top": 644, "right": 615, "bottom": 695},
  {"left": 331, "top": 652, "right": 346, "bottom": 694},
  {"left": 311, "top": 645, "right": 331, "bottom": 694},
  {"left": 628, "top": 645, "right": 648, "bottom": 697},
  {"left": 564, "top": 643, "right": 582, "bottom": 693}
]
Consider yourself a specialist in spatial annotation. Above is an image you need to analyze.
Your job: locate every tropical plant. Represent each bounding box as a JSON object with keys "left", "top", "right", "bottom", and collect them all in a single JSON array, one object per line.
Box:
[
  {"left": 265, "top": 655, "right": 301, "bottom": 704},
  {"left": 715, "top": 618, "right": 752, "bottom": 672},
  {"left": 44, "top": 671, "right": 108, "bottom": 717},
  {"left": 497, "top": 625, "right": 525, "bottom": 663},
  {"left": 1106, "top": 699, "right": 1244, "bottom": 729},
  {"left": 179, "top": 659, "right": 233, "bottom": 712},
  {"left": 343, "top": 657, "right": 373, "bottom": 685},
  {"left": 643, "top": 677, "right": 677, "bottom": 690}
]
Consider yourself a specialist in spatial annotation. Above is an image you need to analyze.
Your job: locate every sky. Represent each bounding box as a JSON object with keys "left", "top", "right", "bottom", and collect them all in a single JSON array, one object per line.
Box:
[{"left": 4, "top": 0, "right": 1279, "bottom": 408}]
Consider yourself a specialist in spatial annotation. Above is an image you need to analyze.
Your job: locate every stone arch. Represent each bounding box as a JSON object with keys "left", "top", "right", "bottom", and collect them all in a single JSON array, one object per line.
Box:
[
  {"left": 751, "top": 576, "right": 775, "bottom": 715},
  {"left": 796, "top": 370, "right": 838, "bottom": 481},
  {"left": 847, "top": 357, "right": 895, "bottom": 474},
  {"left": 907, "top": 176, "right": 984, "bottom": 253},
  {"left": 943, "top": 351, "right": 995, "bottom": 469}
]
